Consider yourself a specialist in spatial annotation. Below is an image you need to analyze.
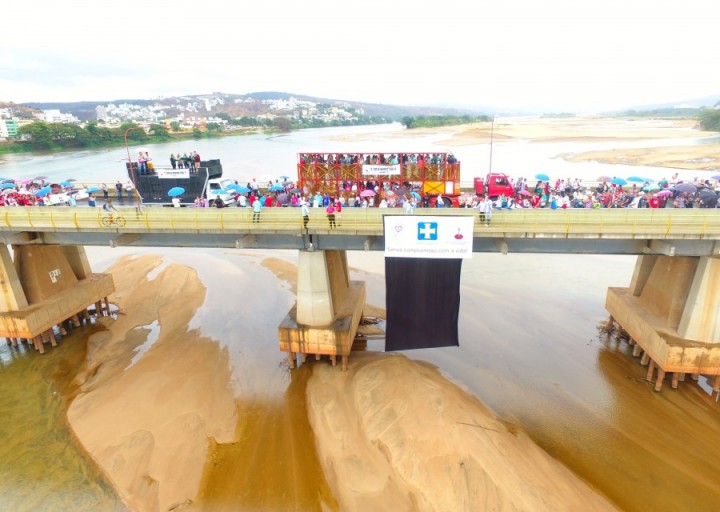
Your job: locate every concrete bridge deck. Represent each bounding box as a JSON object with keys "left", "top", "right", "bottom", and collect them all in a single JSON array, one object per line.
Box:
[{"left": 1, "top": 207, "right": 719, "bottom": 255}]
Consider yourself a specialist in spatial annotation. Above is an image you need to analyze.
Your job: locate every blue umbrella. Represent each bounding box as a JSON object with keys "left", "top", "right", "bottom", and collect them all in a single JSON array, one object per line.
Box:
[
  {"left": 168, "top": 187, "right": 185, "bottom": 197},
  {"left": 226, "top": 183, "right": 242, "bottom": 192},
  {"left": 36, "top": 186, "right": 52, "bottom": 197},
  {"left": 0, "top": 183, "right": 16, "bottom": 190},
  {"left": 59, "top": 181, "right": 74, "bottom": 188},
  {"left": 268, "top": 184, "right": 285, "bottom": 192},
  {"left": 610, "top": 177, "right": 627, "bottom": 186},
  {"left": 235, "top": 186, "right": 251, "bottom": 193},
  {"left": 643, "top": 183, "right": 660, "bottom": 192},
  {"left": 627, "top": 176, "right": 645, "bottom": 183},
  {"left": 410, "top": 191, "right": 421, "bottom": 200},
  {"left": 535, "top": 173, "right": 550, "bottom": 182},
  {"left": 86, "top": 186, "right": 101, "bottom": 193}
]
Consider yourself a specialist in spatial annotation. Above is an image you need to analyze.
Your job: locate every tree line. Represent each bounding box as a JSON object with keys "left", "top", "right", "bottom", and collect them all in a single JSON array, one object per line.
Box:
[{"left": 401, "top": 114, "right": 491, "bottom": 129}]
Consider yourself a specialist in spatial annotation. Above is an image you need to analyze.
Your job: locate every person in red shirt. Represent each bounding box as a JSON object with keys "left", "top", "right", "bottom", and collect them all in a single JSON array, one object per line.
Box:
[
  {"left": 334, "top": 198, "right": 342, "bottom": 225},
  {"left": 648, "top": 193, "right": 659, "bottom": 208}
]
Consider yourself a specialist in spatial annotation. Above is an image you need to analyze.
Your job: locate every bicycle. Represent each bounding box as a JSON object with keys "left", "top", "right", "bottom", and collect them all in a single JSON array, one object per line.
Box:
[{"left": 101, "top": 214, "right": 126, "bottom": 227}]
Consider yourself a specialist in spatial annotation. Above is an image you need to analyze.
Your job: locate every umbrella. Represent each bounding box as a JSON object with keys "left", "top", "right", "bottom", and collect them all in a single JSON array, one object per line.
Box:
[
  {"left": 34, "top": 175, "right": 48, "bottom": 180},
  {"left": 226, "top": 183, "right": 242, "bottom": 192},
  {"left": 278, "top": 175, "right": 290, "bottom": 181},
  {"left": 657, "top": 190, "right": 673, "bottom": 197},
  {"left": 277, "top": 193, "right": 290, "bottom": 205},
  {"left": 518, "top": 189, "right": 533, "bottom": 196},
  {"left": 268, "top": 184, "right": 285, "bottom": 192},
  {"left": 410, "top": 191, "right": 421, "bottom": 200},
  {"left": 168, "top": 187, "right": 185, "bottom": 197},
  {"left": 711, "top": 174, "right": 720, "bottom": 180},
  {"left": 0, "top": 183, "right": 16, "bottom": 190},
  {"left": 35, "top": 186, "right": 52, "bottom": 197},
  {"left": 698, "top": 188, "right": 717, "bottom": 200},
  {"left": 235, "top": 186, "right": 251, "bottom": 193},
  {"left": 535, "top": 173, "right": 550, "bottom": 181},
  {"left": 672, "top": 183, "right": 697, "bottom": 194},
  {"left": 610, "top": 177, "right": 627, "bottom": 186},
  {"left": 1, "top": 179, "right": 15, "bottom": 184},
  {"left": 360, "top": 189, "right": 376, "bottom": 197},
  {"left": 643, "top": 184, "right": 660, "bottom": 192},
  {"left": 86, "top": 186, "right": 101, "bottom": 193},
  {"left": 597, "top": 175, "right": 611, "bottom": 182},
  {"left": 66, "top": 178, "right": 77, "bottom": 182},
  {"left": 288, "top": 187, "right": 301, "bottom": 194},
  {"left": 627, "top": 176, "right": 645, "bottom": 183},
  {"left": 1, "top": 189, "right": 15, "bottom": 196},
  {"left": 385, "top": 190, "right": 397, "bottom": 197}
]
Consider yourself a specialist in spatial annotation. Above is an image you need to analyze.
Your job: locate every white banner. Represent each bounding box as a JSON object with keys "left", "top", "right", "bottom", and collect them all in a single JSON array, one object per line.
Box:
[
  {"left": 383, "top": 215, "right": 474, "bottom": 259},
  {"left": 362, "top": 164, "right": 401, "bottom": 176},
  {"left": 157, "top": 168, "right": 190, "bottom": 179}
]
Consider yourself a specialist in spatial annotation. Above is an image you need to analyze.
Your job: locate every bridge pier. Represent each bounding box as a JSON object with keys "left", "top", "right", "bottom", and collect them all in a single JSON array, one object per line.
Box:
[
  {"left": 606, "top": 254, "right": 720, "bottom": 391},
  {"left": 0, "top": 244, "right": 115, "bottom": 352},
  {"left": 278, "top": 249, "right": 366, "bottom": 370}
]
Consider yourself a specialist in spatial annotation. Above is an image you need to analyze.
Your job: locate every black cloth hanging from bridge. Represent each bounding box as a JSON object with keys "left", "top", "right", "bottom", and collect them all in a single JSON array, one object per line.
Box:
[{"left": 384, "top": 257, "right": 461, "bottom": 351}]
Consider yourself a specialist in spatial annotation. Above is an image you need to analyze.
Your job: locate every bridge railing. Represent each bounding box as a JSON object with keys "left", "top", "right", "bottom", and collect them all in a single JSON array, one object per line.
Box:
[{"left": 0, "top": 206, "right": 719, "bottom": 239}]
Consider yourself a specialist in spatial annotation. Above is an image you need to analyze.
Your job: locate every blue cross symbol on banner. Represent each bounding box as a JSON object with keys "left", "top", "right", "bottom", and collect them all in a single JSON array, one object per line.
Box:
[{"left": 417, "top": 222, "right": 438, "bottom": 240}]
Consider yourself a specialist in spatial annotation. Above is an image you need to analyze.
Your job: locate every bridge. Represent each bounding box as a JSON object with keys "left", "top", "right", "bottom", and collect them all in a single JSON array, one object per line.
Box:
[
  {"left": 1, "top": 206, "right": 719, "bottom": 256},
  {"left": 1, "top": 206, "right": 719, "bottom": 392}
]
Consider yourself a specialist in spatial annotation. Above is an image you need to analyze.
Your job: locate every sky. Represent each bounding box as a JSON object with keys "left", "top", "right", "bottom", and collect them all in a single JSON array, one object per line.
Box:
[{"left": 3, "top": 0, "right": 719, "bottom": 112}]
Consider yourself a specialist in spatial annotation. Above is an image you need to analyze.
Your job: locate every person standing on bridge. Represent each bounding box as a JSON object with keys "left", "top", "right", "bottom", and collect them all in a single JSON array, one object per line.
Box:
[
  {"left": 252, "top": 197, "right": 262, "bottom": 223},
  {"left": 326, "top": 201, "right": 336, "bottom": 228},
  {"left": 475, "top": 194, "right": 493, "bottom": 226},
  {"left": 301, "top": 197, "right": 310, "bottom": 230}
]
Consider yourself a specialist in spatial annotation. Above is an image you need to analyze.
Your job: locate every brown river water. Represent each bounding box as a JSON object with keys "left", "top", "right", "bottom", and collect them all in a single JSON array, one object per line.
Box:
[{"left": 1, "top": 247, "right": 719, "bottom": 511}]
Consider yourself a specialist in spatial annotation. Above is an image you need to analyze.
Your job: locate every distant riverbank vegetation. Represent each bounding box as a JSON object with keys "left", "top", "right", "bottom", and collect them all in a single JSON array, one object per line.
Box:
[
  {"left": 0, "top": 114, "right": 392, "bottom": 154},
  {"left": 401, "top": 115, "right": 491, "bottom": 129}
]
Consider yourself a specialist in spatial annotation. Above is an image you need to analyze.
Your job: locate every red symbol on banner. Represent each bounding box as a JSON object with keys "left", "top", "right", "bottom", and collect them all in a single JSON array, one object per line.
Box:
[{"left": 454, "top": 228, "right": 463, "bottom": 240}]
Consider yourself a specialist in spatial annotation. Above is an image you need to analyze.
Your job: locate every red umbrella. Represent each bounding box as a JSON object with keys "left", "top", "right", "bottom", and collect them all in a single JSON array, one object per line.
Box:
[{"left": 518, "top": 189, "right": 533, "bottom": 196}]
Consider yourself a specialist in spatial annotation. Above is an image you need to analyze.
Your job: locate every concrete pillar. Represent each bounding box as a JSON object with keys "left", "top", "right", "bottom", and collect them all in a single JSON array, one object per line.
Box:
[
  {"left": 0, "top": 244, "right": 29, "bottom": 312},
  {"left": 61, "top": 245, "right": 93, "bottom": 280},
  {"left": 629, "top": 254, "right": 657, "bottom": 296},
  {"left": 13, "top": 245, "right": 80, "bottom": 304},
  {"left": 638, "top": 255, "right": 698, "bottom": 329},
  {"left": 296, "top": 250, "right": 349, "bottom": 326},
  {"left": 677, "top": 256, "right": 720, "bottom": 343}
]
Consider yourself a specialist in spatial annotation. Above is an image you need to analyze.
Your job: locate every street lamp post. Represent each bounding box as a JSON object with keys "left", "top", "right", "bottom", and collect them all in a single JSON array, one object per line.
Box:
[
  {"left": 488, "top": 115, "right": 496, "bottom": 173},
  {"left": 124, "top": 127, "right": 143, "bottom": 211}
]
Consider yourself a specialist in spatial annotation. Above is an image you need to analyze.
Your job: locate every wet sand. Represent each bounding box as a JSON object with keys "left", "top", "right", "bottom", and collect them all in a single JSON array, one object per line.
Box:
[{"left": 61, "top": 246, "right": 720, "bottom": 512}]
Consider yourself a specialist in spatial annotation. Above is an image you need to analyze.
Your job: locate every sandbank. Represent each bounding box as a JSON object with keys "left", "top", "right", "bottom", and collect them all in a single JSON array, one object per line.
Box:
[{"left": 66, "top": 251, "right": 617, "bottom": 511}]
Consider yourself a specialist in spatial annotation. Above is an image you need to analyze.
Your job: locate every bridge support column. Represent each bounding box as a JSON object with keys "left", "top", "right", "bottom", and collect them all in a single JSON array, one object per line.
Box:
[
  {"left": 0, "top": 244, "right": 115, "bottom": 347},
  {"left": 606, "top": 255, "right": 720, "bottom": 391},
  {"left": 279, "top": 249, "right": 365, "bottom": 370}
]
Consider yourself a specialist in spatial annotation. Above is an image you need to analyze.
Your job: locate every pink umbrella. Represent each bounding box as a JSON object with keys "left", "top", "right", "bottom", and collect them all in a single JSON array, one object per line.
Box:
[
  {"left": 657, "top": 190, "right": 673, "bottom": 197},
  {"left": 360, "top": 189, "right": 376, "bottom": 197}
]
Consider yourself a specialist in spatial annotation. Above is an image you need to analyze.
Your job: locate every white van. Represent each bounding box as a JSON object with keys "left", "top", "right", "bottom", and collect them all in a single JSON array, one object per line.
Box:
[{"left": 207, "top": 178, "right": 236, "bottom": 206}]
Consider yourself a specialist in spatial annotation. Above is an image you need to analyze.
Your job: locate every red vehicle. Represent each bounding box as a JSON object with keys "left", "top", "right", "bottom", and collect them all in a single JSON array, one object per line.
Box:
[
  {"left": 296, "top": 152, "right": 461, "bottom": 206},
  {"left": 474, "top": 173, "right": 515, "bottom": 199}
]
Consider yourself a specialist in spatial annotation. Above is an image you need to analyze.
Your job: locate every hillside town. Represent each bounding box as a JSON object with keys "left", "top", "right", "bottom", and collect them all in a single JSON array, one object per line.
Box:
[{"left": 0, "top": 94, "right": 369, "bottom": 140}]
